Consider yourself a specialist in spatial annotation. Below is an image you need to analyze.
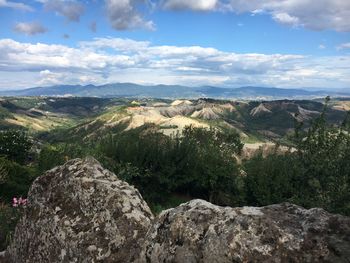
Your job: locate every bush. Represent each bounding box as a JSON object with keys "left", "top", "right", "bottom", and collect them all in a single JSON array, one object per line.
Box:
[
  {"left": 244, "top": 153, "right": 299, "bottom": 206},
  {"left": 38, "top": 143, "right": 89, "bottom": 173},
  {"left": 0, "top": 203, "right": 21, "bottom": 251},
  {"left": 0, "top": 158, "right": 35, "bottom": 202},
  {"left": 0, "top": 130, "right": 32, "bottom": 164}
]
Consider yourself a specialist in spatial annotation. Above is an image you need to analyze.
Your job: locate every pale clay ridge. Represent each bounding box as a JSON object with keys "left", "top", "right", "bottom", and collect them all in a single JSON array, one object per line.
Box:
[
  {"left": 4, "top": 158, "right": 350, "bottom": 263},
  {"left": 250, "top": 103, "right": 272, "bottom": 117},
  {"left": 191, "top": 107, "right": 220, "bottom": 120},
  {"left": 71, "top": 100, "right": 240, "bottom": 141}
]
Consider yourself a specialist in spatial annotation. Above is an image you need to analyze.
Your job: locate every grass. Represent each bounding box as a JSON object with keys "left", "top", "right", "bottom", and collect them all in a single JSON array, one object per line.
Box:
[{"left": 5, "top": 113, "right": 75, "bottom": 132}]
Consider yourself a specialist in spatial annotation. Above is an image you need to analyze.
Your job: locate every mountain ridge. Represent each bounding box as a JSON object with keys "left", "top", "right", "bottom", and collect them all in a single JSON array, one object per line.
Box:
[{"left": 1, "top": 83, "right": 349, "bottom": 100}]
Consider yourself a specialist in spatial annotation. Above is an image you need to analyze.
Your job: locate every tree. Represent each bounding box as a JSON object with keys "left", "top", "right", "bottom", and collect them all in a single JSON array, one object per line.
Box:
[{"left": 244, "top": 153, "right": 299, "bottom": 206}]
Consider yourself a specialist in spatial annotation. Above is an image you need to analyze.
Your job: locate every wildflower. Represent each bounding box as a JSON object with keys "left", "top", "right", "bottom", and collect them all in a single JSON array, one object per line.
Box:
[
  {"left": 12, "top": 197, "right": 18, "bottom": 207},
  {"left": 12, "top": 196, "right": 27, "bottom": 207}
]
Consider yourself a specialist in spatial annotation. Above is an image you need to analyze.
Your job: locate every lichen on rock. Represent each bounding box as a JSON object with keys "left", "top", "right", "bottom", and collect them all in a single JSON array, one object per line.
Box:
[{"left": 137, "top": 199, "right": 350, "bottom": 263}]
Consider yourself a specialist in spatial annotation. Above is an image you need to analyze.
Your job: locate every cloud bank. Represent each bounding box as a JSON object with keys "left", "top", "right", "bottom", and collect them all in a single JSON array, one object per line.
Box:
[{"left": 0, "top": 37, "right": 349, "bottom": 89}]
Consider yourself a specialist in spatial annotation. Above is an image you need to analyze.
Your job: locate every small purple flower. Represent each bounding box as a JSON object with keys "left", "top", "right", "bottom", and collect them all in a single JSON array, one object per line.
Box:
[
  {"left": 12, "top": 196, "right": 27, "bottom": 207},
  {"left": 12, "top": 197, "right": 18, "bottom": 207}
]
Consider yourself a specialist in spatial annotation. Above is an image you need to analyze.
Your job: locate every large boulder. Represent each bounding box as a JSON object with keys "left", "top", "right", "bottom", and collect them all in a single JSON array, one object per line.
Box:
[
  {"left": 137, "top": 199, "right": 350, "bottom": 263},
  {"left": 7, "top": 157, "right": 153, "bottom": 263}
]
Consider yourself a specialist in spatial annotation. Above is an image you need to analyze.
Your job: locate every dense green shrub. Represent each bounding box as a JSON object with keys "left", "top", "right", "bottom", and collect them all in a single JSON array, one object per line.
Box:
[
  {"left": 0, "top": 203, "right": 22, "bottom": 251},
  {"left": 292, "top": 103, "right": 350, "bottom": 215},
  {"left": 97, "top": 125, "right": 244, "bottom": 207},
  {"left": 244, "top": 153, "right": 300, "bottom": 206},
  {"left": 0, "top": 130, "right": 32, "bottom": 164},
  {"left": 243, "top": 99, "right": 350, "bottom": 215},
  {"left": 38, "top": 143, "right": 90, "bottom": 173},
  {"left": 0, "top": 158, "right": 35, "bottom": 202}
]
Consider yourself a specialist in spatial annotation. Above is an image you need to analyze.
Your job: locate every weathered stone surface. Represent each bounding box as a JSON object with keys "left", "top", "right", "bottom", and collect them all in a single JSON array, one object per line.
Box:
[
  {"left": 7, "top": 157, "right": 153, "bottom": 263},
  {"left": 137, "top": 199, "right": 350, "bottom": 263}
]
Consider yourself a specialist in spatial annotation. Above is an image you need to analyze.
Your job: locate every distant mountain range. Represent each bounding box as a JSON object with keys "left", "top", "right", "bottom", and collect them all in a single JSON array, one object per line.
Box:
[{"left": 1, "top": 83, "right": 349, "bottom": 99}]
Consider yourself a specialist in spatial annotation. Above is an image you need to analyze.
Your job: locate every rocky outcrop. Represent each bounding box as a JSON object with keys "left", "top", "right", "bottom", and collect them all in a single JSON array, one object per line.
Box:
[
  {"left": 5, "top": 159, "right": 350, "bottom": 263},
  {"left": 7, "top": 157, "right": 153, "bottom": 263},
  {"left": 137, "top": 200, "right": 350, "bottom": 263}
]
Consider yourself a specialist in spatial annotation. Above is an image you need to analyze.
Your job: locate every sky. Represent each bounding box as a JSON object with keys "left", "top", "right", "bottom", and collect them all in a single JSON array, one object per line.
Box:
[{"left": 0, "top": 0, "right": 350, "bottom": 90}]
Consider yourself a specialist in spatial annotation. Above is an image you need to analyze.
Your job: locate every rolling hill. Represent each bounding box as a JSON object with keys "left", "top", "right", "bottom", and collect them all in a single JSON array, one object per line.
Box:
[{"left": 1, "top": 96, "right": 348, "bottom": 146}]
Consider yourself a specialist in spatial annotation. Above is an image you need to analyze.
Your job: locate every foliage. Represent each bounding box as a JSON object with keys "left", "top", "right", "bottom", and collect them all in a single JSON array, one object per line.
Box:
[
  {"left": 97, "top": 125, "right": 244, "bottom": 207},
  {"left": 0, "top": 160, "right": 7, "bottom": 184},
  {"left": 0, "top": 158, "right": 35, "bottom": 202},
  {"left": 38, "top": 143, "right": 90, "bottom": 173},
  {"left": 292, "top": 98, "right": 350, "bottom": 215},
  {"left": 0, "top": 130, "right": 32, "bottom": 164},
  {"left": 243, "top": 98, "right": 350, "bottom": 215},
  {"left": 0, "top": 203, "right": 21, "bottom": 251},
  {"left": 244, "top": 153, "right": 300, "bottom": 206}
]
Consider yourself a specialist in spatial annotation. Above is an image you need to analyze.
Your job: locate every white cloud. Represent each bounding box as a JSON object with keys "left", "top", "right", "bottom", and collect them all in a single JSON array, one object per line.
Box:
[
  {"left": 162, "top": 0, "right": 350, "bottom": 32},
  {"left": 0, "top": 0, "right": 33, "bottom": 11},
  {"left": 14, "top": 22, "right": 47, "bottom": 35},
  {"left": 337, "top": 43, "right": 350, "bottom": 50},
  {"left": 0, "top": 37, "right": 349, "bottom": 89},
  {"left": 105, "top": 0, "right": 155, "bottom": 30},
  {"left": 272, "top": 12, "right": 299, "bottom": 26},
  {"left": 162, "top": 0, "right": 218, "bottom": 11},
  {"left": 38, "top": 69, "right": 62, "bottom": 85},
  {"left": 80, "top": 37, "right": 150, "bottom": 53},
  {"left": 43, "top": 0, "right": 84, "bottom": 22}
]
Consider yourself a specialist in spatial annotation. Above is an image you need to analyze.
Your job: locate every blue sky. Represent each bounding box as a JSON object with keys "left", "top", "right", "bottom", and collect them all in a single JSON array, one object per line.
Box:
[{"left": 0, "top": 0, "right": 350, "bottom": 90}]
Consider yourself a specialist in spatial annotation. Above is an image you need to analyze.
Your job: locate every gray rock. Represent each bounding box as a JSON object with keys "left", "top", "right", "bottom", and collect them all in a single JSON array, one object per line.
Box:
[
  {"left": 137, "top": 199, "right": 350, "bottom": 263},
  {"left": 7, "top": 157, "right": 153, "bottom": 263}
]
